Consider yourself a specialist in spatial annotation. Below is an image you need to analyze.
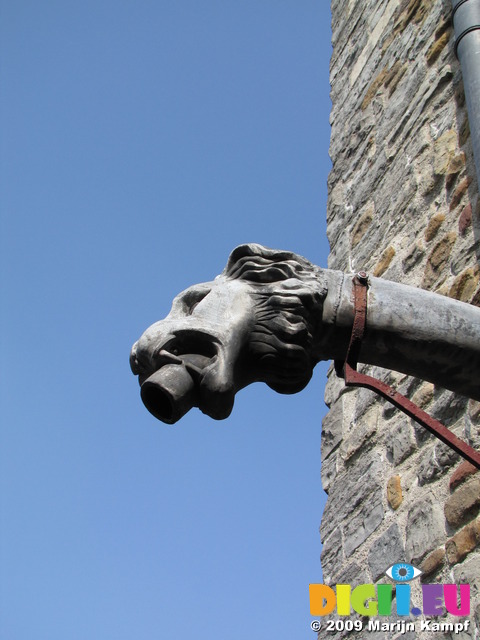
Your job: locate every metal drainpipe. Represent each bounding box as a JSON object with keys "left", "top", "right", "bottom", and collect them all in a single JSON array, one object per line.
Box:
[{"left": 452, "top": 0, "right": 480, "bottom": 190}]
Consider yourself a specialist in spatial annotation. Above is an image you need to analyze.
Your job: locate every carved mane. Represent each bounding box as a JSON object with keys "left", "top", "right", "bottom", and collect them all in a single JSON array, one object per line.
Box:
[{"left": 223, "top": 243, "right": 328, "bottom": 394}]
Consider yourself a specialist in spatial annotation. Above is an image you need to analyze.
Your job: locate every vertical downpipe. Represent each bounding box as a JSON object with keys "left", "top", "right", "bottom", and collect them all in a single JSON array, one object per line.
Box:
[{"left": 452, "top": 0, "right": 480, "bottom": 190}]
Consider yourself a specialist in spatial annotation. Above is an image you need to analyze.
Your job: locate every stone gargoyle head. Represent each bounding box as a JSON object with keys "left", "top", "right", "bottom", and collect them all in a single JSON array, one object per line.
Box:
[
  {"left": 130, "top": 243, "right": 327, "bottom": 423},
  {"left": 131, "top": 243, "right": 480, "bottom": 424}
]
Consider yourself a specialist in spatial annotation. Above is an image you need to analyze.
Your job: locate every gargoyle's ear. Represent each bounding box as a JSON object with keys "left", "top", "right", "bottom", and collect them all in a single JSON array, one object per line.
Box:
[
  {"left": 223, "top": 243, "right": 309, "bottom": 282},
  {"left": 223, "top": 243, "right": 266, "bottom": 278}
]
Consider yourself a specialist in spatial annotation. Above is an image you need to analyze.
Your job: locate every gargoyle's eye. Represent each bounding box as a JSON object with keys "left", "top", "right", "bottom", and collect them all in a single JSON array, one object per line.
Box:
[
  {"left": 180, "top": 288, "right": 211, "bottom": 315},
  {"left": 385, "top": 563, "right": 422, "bottom": 582}
]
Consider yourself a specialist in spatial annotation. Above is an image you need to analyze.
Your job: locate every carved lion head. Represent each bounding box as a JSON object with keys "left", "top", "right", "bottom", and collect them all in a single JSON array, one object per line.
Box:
[{"left": 130, "top": 243, "right": 327, "bottom": 423}]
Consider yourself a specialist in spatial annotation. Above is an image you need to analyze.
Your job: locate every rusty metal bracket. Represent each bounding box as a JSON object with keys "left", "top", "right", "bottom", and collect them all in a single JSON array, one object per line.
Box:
[{"left": 335, "top": 272, "right": 480, "bottom": 469}]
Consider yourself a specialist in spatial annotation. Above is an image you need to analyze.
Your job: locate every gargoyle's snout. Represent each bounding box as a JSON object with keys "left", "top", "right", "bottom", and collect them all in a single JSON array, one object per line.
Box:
[
  {"left": 140, "top": 364, "right": 198, "bottom": 424},
  {"left": 131, "top": 272, "right": 257, "bottom": 423}
]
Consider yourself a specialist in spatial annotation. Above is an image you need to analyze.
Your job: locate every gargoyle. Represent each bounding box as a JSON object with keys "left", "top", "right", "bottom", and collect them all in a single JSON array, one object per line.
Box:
[{"left": 130, "top": 243, "right": 480, "bottom": 425}]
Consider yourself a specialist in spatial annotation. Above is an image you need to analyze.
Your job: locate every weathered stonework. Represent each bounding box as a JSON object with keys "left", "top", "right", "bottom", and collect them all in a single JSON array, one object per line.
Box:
[{"left": 322, "top": 0, "right": 480, "bottom": 636}]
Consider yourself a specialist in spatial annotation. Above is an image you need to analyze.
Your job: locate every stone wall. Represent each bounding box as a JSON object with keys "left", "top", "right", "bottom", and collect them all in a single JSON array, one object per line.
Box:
[{"left": 321, "top": 0, "right": 480, "bottom": 637}]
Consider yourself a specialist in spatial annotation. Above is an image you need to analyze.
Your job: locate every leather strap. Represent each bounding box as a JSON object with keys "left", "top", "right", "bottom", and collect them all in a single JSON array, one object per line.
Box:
[{"left": 335, "top": 274, "right": 480, "bottom": 469}]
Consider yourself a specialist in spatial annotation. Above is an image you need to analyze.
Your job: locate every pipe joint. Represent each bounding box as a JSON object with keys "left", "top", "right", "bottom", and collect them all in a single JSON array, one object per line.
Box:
[{"left": 452, "top": 0, "right": 480, "bottom": 57}]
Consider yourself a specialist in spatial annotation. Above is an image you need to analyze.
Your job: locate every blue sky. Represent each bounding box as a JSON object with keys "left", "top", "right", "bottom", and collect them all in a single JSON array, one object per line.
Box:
[{"left": 1, "top": 2, "right": 333, "bottom": 638}]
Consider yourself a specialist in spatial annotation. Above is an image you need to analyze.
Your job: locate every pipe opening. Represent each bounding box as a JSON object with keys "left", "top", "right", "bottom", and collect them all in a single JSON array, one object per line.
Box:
[
  {"left": 141, "top": 384, "right": 176, "bottom": 423},
  {"left": 140, "top": 364, "right": 196, "bottom": 424}
]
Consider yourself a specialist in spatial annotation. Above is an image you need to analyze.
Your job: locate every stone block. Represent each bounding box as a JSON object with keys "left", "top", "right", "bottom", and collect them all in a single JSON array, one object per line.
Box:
[
  {"left": 446, "top": 152, "right": 466, "bottom": 190},
  {"left": 450, "top": 461, "right": 479, "bottom": 491},
  {"left": 435, "top": 440, "right": 460, "bottom": 471},
  {"left": 387, "top": 476, "right": 403, "bottom": 510},
  {"left": 342, "top": 422, "right": 377, "bottom": 463},
  {"left": 350, "top": 202, "right": 374, "bottom": 248},
  {"left": 368, "top": 524, "right": 405, "bottom": 581},
  {"left": 387, "top": 418, "right": 416, "bottom": 465},
  {"left": 405, "top": 493, "right": 445, "bottom": 564},
  {"left": 452, "top": 553, "right": 480, "bottom": 640},
  {"left": 402, "top": 240, "right": 425, "bottom": 273},
  {"left": 321, "top": 401, "right": 344, "bottom": 459},
  {"left": 431, "top": 389, "right": 468, "bottom": 424},
  {"left": 465, "top": 411, "right": 480, "bottom": 450},
  {"left": 321, "top": 452, "right": 337, "bottom": 495},
  {"left": 429, "top": 232, "right": 457, "bottom": 269},
  {"left": 472, "top": 287, "right": 480, "bottom": 308},
  {"left": 420, "top": 548, "right": 445, "bottom": 579},
  {"left": 448, "top": 266, "right": 479, "bottom": 302},
  {"left": 343, "top": 399, "right": 379, "bottom": 463},
  {"left": 458, "top": 204, "right": 472, "bottom": 236},
  {"left": 445, "top": 476, "right": 480, "bottom": 528},
  {"left": 453, "top": 554, "right": 480, "bottom": 596},
  {"left": 323, "top": 367, "right": 345, "bottom": 408},
  {"left": 417, "top": 441, "right": 458, "bottom": 486},
  {"left": 422, "top": 232, "right": 457, "bottom": 287},
  {"left": 343, "top": 496, "right": 384, "bottom": 557},
  {"left": 333, "top": 561, "right": 369, "bottom": 586},
  {"left": 411, "top": 382, "right": 434, "bottom": 409},
  {"left": 417, "top": 446, "right": 439, "bottom": 485},
  {"left": 361, "top": 65, "right": 389, "bottom": 111},
  {"left": 447, "top": 151, "right": 466, "bottom": 175},
  {"left": 320, "top": 527, "right": 344, "bottom": 582},
  {"left": 459, "top": 115, "right": 470, "bottom": 147},
  {"left": 450, "top": 176, "right": 472, "bottom": 211},
  {"left": 433, "top": 129, "right": 457, "bottom": 175},
  {"left": 394, "top": 0, "right": 435, "bottom": 32},
  {"left": 373, "top": 245, "right": 396, "bottom": 277},
  {"left": 469, "top": 400, "right": 480, "bottom": 424},
  {"left": 445, "top": 518, "right": 480, "bottom": 565},
  {"left": 353, "top": 386, "right": 378, "bottom": 421},
  {"left": 426, "top": 28, "right": 452, "bottom": 66},
  {"left": 424, "top": 213, "right": 445, "bottom": 242},
  {"left": 385, "top": 61, "right": 408, "bottom": 96}
]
